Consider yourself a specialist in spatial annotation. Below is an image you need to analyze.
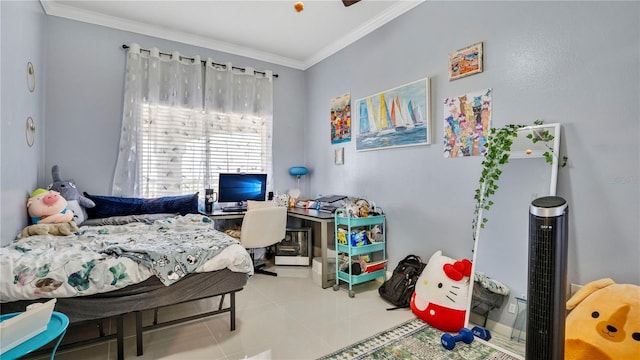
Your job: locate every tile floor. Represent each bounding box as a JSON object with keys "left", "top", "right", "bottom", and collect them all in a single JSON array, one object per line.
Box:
[
  {"left": 30, "top": 264, "right": 525, "bottom": 360},
  {"left": 33, "top": 265, "right": 415, "bottom": 360}
]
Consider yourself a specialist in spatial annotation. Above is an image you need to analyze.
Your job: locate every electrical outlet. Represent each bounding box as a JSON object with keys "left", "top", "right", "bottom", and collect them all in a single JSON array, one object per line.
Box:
[{"left": 508, "top": 303, "right": 516, "bottom": 314}]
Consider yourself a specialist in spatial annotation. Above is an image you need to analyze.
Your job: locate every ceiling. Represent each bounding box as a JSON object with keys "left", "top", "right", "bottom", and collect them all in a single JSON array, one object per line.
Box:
[{"left": 41, "top": 0, "right": 424, "bottom": 70}]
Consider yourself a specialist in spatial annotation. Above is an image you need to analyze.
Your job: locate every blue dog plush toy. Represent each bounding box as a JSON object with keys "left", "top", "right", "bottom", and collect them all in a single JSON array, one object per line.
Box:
[{"left": 48, "top": 165, "right": 95, "bottom": 225}]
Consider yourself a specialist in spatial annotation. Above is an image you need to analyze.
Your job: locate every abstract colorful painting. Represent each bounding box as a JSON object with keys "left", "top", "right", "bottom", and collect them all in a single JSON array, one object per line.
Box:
[
  {"left": 449, "top": 42, "right": 483, "bottom": 81},
  {"left": 355, "top": 78, "right": 431, "bottom": 151},
  {"left": 331, "top": 93, "right": 351, "bottom": 144},
  {"left": 443, "top": 88, "right": 492, "bottom": 158}
]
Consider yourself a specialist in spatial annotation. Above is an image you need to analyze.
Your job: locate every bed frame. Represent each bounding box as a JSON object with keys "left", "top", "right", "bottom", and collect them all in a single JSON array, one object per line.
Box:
[{"left": 1, "top": 269, "right": 247, "bottom": 359}]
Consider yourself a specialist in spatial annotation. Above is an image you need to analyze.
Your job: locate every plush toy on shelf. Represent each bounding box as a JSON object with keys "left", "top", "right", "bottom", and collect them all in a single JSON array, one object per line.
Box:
[
  {"left": 410, "top": 250, "right": 472, "bottom": 332},
  {"left": 565, "top": 278, "right": 640, "bottom": 360},
  {"left": 48, "top": 165, "right": 95, "bottom": 225}
]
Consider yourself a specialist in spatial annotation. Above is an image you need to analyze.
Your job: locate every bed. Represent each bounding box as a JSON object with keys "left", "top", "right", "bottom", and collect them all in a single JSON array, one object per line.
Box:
[{"left": 0, "top": 213, "right": 253, "bottom": 359}]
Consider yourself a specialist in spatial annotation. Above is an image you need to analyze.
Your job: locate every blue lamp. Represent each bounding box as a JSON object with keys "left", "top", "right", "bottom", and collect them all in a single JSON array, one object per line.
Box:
[
  {"left": 288, "top": 166, "right": 309, "bottom": 199},
  {"left": 288, "top": 166, "right": 309, "bottom": 178}
]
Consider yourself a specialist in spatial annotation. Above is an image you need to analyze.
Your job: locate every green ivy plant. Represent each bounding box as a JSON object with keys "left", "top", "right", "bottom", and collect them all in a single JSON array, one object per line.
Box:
[
  {"left": 527, "top": 120, "right": 568, "bottom": 167},
  {"left": 472, "top": 121, "right": 566, "bottom": 241}
]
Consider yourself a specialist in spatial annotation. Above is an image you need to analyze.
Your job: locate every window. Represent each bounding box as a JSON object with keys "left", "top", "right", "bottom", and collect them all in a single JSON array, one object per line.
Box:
[
  {"left": 114, "top": 46, "right": 274, "bottom": 198},
  {"left": 138, "top": 105, "right": 272, "bottom": 198}
]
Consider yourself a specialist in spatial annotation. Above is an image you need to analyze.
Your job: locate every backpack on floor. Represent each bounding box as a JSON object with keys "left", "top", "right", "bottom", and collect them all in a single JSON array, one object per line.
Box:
[{"left": 378, "top": 255, "right": 426, "bottom": 310}]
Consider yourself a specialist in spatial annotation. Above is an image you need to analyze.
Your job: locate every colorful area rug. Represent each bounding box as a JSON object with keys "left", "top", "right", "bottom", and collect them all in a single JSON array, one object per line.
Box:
[{"left": 318, "top": 318, "right": 520, "bottom": 360}]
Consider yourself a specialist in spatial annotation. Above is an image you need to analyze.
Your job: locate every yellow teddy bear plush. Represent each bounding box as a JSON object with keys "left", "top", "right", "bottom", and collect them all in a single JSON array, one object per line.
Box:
[{"left": 565, "top": 278, "right": 640, "bottom": 360}]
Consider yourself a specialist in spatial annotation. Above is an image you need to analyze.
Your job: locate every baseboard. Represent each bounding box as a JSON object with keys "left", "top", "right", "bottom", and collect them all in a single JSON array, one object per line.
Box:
[{"left": 469, "top": 312, "right": 522, "bottom": 340}]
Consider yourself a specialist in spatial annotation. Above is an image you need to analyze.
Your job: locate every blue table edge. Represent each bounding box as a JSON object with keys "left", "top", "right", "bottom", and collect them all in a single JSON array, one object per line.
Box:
[{"left": 0, "top": 311, "right": 69, "bottom": 359}]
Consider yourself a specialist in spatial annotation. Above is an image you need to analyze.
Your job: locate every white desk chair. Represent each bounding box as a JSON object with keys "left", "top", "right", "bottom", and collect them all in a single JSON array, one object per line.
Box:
[{"left": 235, "top": 202, "right": 287, "bottom": 276}]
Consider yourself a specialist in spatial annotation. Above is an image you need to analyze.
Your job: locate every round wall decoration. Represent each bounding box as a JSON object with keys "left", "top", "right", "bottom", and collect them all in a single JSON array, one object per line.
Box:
[
  {"left": 27, "top": 62, "right": 36, "bottom": 92},
  {"left": 26, "top": 116, "right": 36, "bottom": 147}
]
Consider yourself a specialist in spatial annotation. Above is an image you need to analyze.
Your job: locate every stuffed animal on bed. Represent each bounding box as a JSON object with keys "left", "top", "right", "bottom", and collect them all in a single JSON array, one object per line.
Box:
[
  {"left": 20, "top": 222, "right": 79, "bottom": 238},
  {"left": 410, "top": 250, "right": 472, "bottom": 332},
  {"left": 48, "top": 165, "right": 95, "bottom": 225},
  {"left": 565, "top": 278, "right": 640, "bottom": 360},
  {"left": 27, "top": 188, "right": 74, "bottom": 225}
]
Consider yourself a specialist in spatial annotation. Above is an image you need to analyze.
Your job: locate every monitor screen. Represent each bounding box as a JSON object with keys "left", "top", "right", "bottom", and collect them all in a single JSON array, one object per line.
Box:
[{"left": 217, "top": 173, "right": 267, "bottom": 204}]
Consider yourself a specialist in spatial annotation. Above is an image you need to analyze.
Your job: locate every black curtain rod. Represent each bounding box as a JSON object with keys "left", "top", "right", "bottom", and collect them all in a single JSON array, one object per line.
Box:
[{"left": 121, "top": 44, "right": 278, "bottom": 78}]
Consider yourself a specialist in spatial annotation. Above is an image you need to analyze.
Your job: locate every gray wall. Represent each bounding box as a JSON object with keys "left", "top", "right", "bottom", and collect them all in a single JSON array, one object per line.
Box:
[
  {"left": 306, "top": 0, "right": 639, "bottom": 294},
  {"left": 1, "top": 0, "right": 47, "bottom": 245},
  {"left": 43, "top": 16, "right": 307, "bottom": 198}
]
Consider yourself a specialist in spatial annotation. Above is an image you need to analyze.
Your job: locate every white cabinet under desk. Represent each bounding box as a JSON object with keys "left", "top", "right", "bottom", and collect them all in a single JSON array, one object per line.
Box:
[
  {"left": 286, "top": 208, "right": 336, "bottom": 288},
  {"left": 274, "top": 228, "right": 312, "bottom": 266}
]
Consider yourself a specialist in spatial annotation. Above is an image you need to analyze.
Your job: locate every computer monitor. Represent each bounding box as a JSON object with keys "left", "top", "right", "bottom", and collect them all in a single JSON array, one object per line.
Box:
[{"left": 217, "top": 173, "right": 268, "bottom": 205}]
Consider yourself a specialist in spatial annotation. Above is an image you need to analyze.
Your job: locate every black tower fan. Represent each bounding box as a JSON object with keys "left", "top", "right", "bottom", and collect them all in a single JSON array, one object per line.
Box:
[{"left": 527, "top": 196, "right": 569, "bottom": 360}]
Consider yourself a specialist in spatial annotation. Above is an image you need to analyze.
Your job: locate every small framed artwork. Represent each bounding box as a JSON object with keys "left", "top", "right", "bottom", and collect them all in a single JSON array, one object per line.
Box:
[
  {"left": 449, "top": 42, "right": 483, "bottom": 81},
  {"left": 443, "top": 88, "right": 492, "bottom": 158},
  {"left": 331, "top": 93, "right": 351, "bottom": 144},
  {"left": 334, "top": 147, "right": 344, "bottom": 165}
]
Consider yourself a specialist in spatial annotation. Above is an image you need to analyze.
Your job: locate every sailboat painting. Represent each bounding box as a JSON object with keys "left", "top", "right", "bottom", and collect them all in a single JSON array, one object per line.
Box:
[
  {"left": 355, "top": 78, "right": 430, "bottom": 151},
  {"left": 331, "top": 93, "right": 352, "bottom": 144}
]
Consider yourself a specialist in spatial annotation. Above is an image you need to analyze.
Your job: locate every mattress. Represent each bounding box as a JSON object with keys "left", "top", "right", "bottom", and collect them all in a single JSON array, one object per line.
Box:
[{"left": 0, "top": 214, "right": 253, "bottom": 303}]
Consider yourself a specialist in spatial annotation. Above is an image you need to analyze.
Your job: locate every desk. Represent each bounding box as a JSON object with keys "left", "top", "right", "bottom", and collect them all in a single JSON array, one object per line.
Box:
[
  {"left": 205, "top": 209, "right": 245, "bottom": 220},
  {"left": 0, "top": 312, "right": 69, "bottom": 360},
  {"left": 287, "top": 208, "right": 335, "bottom": 289},
  {"left": 205, "top": 208, "right": 336, "bottom": 288}
]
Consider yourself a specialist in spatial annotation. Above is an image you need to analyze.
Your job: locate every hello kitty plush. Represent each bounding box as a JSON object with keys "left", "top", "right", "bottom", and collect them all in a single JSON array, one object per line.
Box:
[{"left": 410, "top": 250, "right": 472, "bottom": 332}]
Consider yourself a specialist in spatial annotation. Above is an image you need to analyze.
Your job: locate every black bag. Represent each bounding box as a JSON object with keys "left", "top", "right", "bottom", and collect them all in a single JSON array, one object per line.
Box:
[{"left": 378, "top": 255, "right": 426, "bottom": 310}]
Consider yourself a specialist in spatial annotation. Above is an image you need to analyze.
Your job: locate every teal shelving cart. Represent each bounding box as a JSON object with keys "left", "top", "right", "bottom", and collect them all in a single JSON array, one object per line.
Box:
[{"left": 332, "top": 208, "right": 386, "bottom": 298}]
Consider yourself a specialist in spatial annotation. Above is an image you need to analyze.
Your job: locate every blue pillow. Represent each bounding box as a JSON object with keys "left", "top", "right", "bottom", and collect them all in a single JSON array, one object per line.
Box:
[
  {"left": 84, "top": 193, "right": 198, "bottom": 219},
  {"left": 140, "top": 194, "right": 198, "bottom": 215}
]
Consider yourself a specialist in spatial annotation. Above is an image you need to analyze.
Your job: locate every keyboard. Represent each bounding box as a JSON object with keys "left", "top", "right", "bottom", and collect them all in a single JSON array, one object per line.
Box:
[{"left": 221, "top": 206, "right": 247, "bottom": 212}]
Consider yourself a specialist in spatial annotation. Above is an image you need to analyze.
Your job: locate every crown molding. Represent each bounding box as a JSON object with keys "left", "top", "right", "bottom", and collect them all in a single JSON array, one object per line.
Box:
[
  {"left": 303, "top": 1, "right": 424, "bottom": 69},
  {"left": 40, "top": 0, "right": 424, "bottom": 71},
  {"left": 41, "top": 1, "right": 306, "bottom": 69}
]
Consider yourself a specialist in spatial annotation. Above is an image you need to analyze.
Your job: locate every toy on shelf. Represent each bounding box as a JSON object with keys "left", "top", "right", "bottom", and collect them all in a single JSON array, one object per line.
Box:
[{"left": 441, "top": 328, "right": 474, "bottom": 350}]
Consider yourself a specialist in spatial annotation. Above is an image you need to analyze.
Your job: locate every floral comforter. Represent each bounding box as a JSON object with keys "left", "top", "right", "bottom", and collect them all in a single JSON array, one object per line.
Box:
[{"left": 0, "top": 214, "right": 253, "bottom": 303}]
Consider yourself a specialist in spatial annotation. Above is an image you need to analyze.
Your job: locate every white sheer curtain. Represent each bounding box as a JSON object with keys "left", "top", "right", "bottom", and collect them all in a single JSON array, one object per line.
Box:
[
  {"left": 113, "top": 43, "right": 273, "bottom": 198},
  {"left": 204, "top": 60, "right": 274, "bottom": 191}
]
